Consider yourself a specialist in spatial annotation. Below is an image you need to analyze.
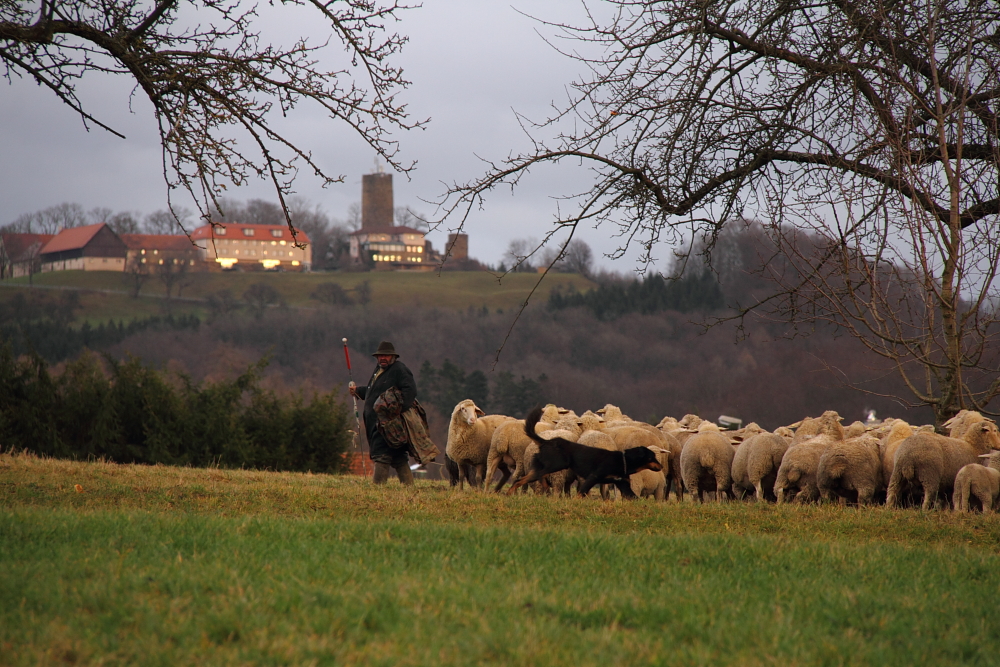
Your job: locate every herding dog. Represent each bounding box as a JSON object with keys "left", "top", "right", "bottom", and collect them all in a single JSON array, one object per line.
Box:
[{"left": 508, "top": 407, "right": 663, "bottom": 498}]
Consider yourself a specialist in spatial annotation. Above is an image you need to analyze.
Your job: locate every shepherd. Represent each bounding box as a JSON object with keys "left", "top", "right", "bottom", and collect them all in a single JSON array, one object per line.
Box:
[{"left": 349, "top": 341, "right": 438, "bottom": 484}]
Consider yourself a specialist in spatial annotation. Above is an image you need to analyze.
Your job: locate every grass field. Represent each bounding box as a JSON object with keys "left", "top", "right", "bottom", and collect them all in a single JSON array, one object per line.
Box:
[
  {"left": 0, "top": 270, "right": 596, "bottom": 324},
  {"left": 3, "top": 452, "right": 1000, "bottom": 666}
]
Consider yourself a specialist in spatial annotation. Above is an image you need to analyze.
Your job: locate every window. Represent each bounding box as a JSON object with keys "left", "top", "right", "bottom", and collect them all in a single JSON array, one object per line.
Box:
[
  {"left": 271, "top": 229, "right": 283, "bottom": 238},
  {"left": 243, "top": 228, "right": 255, "bottom": 237},
  {"left": 216, "top": 227, "right": 227, "bottom": 235}
]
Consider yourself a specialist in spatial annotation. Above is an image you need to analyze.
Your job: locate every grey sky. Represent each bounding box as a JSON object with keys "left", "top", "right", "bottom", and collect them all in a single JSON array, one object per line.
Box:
[{"left": 0, "top": 0, "right": 664, "bottom": 272}]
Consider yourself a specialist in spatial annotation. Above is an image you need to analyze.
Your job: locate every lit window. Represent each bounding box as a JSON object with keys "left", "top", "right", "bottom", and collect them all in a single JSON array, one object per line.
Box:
[
  {"left": 271, "top": 241, "right": 277, "bottom": 246},
  {"left": 280, "top": 240, "right": 286, "bottom": 246},
  {"left": 158, "top": 259, "right": 164, "bottom": 265},
  {"left": 141, "top": 249, "right": 146, "bottom": 255},
  {"left": 418, "top": 247, "right": 423, "bottom": 253}
]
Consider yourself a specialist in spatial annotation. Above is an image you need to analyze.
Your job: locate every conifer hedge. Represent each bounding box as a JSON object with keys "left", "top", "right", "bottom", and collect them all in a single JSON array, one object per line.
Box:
[{"left": 0, "top": 347, "right": 352, "bottom": 473}]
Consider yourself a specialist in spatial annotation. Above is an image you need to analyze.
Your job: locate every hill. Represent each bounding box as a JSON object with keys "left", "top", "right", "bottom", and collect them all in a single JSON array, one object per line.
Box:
[{"left": 0, "top": 269, "right": 597, "bottom": 322}]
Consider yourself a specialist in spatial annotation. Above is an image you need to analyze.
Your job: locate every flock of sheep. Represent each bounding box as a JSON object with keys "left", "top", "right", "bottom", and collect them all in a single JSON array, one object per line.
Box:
[{"left": 444, "top": 399, "right": 1000, "bottom": 511}]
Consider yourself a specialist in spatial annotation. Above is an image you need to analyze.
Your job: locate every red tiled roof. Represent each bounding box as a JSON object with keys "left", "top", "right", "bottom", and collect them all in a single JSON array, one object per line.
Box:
[
  {"left": 120, "top": 234, "right": 197, "bottom": 251},
  {"left": 1, "top": 233, "right": 55, "bottom": 261},
  {"left": 190, "top": 222, "right": 310, "bottom": 245},
  {"left": 349, "top": 226, "right": 425, "bottom": 237},
  {"left": 39, "top": 223, "right": 107, "bottom": 254}
]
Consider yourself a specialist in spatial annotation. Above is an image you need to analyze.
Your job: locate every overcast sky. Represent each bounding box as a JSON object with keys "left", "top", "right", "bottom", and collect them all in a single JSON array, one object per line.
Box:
[{"left": 0, "top": 0, "right": 669, "bottom": 272}]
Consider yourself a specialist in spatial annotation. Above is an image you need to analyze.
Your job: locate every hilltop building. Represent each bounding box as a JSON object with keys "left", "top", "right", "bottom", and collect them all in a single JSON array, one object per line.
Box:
[
  {"left": 348, "top": 226, "right": 432, "bottom": 271},
  {"left": 120, "top": 234, "right": 201, "bottom": 270},
  {"left": 190, "top": 222, "right": 311, "bottom": 271},
  {"left": 0, "top": 232, "right": 54, "bottom": 278},
  {"left": 38, "top": 223, "right": 128, "bottom": 273}
]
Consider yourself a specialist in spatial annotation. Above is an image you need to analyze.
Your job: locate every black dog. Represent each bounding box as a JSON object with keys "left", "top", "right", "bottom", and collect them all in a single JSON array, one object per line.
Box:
[{"left": 508, "top": 407, "right": 662, "bottom": 497}]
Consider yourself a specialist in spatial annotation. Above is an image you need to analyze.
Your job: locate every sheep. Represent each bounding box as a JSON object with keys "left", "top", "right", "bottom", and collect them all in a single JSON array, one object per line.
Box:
[
  {"left": 625, "top": 447, "right": 671, "bottom": 500},
  {"left": 791, "top": 411, "right": 845, "bottom": 444},
  {"left": 953, "top": 460, "right": 1000, "bottom": 513},
  {"left": 944, "top": 410, "right": 993, "bottom": 439},
  {"left": 445, "top": 399, "right": 514, "bottom": 490},
  {"left": 774, "top": 435, "right": 837, "bottom": 504},
  {"left": 878, "top": 420, "right": 913, "bottom": 489},
  {"left": 844, "top": 421, "right": 869, "bottom": 439},
  {"left": 731, "top": 432, "right": 790, "bottom": 502},
  {"left": 598, "top": 424, "right": 669, "bottom": 499},
  {"left": 484, "top": 419, "right": 533, "bottom": 492},
  {"left": 816, "top": 435, "right": 883, "bottom": 505},
  {"left": 773, "top": 426, "right": 795, "bottom": 439},
  {"left": 887, "top": 421, "right": 1000, "bottom": 510},
  {"left": 679, "top": 422, "right": 735, "bottom": 502}
]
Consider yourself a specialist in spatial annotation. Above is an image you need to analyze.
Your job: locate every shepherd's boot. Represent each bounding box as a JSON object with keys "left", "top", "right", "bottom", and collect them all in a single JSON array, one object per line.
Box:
[
  {"left": 393, "top": 461, "right": 415, "bottom": 486},
  {"left": 373, "top": 462, "right": 393, "bottom": 485}
]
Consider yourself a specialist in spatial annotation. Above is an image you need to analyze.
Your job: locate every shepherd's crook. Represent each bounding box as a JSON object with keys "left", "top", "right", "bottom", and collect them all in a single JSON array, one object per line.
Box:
[{"left": 343, "top": 338, "right": 368, "bottom": 477}]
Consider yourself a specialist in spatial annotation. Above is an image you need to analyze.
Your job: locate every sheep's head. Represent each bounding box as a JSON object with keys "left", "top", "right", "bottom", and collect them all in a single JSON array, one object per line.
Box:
[
  {"left": 679, "top": 414, "right": 703, "bottom": 430},
  {"left": 452, "top": 399, "right": 484, "bottom": 426},
  {"left": 966, "top": 421, "right": 1000, "bottom": 450},
  {"left": 882, "top": 420, "right": 913, "bottom": 447},
  {"left": 697, "top": 421, "right": 721, "bottom": 433},
  {"left": 596, "top": 404, "right": 625, "bottom": 421},
  {"left": 578, "top": 413, "right": 606, "bottom": 432},
  {"left": 978, "top": 450, "right": 1000, "bottom": 470},
  {"left": 774, "top": 426, "right": 795, "bottom": 439}
]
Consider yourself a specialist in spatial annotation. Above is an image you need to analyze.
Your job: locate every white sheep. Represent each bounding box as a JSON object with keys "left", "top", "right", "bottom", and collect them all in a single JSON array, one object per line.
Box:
[
  {"left": 944, "top": 410, "right": 994, "bottom": 439},
  {"left": 679, "top": 422, "right": 735, "bottom": 503},
  {"left": 624, "top": 447, "right": 671, "bottom": 500},
  {"left": 887, "top": 421, "right": 1000, "bottom": 510},
  {"left": 816, "top": 434, "right": 883, "bottom": 505},
  {"left": 790, "top": 411, "right": 845, "bottom": 444},
  {"left": 953, "top": 460, "right": 1000, "bottom": 513},
  {"left": 731, "top": 432, "right": 790, "bottom": 502},
  {"left": 484, "top": 419, "right": 532, "bottom": 492},
  {"left": 774, "top": 435, "right": 837, "bottom": 504},
  {"left": 445, "top": 399, "right": 513, "bottom": 490},
  {"left": 878, "top": 420, "right": 913, "bottom": 489}
]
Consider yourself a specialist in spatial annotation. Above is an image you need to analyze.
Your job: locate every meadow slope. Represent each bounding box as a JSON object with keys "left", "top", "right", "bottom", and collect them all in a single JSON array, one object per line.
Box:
[{"left": 3, "top": 453, "right": 1000, "bottom": 666}]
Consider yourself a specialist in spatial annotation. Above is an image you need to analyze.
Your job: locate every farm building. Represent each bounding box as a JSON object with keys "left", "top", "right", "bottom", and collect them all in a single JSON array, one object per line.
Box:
[
  {"left": 0, "top": 232, "right": 54, "bottom": 278},
  {"left": 38, "top": 224, "right": 128, "bottom": 273}
]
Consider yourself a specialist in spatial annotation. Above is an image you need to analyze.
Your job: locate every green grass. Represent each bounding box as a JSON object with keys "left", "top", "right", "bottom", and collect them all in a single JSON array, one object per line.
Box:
[
  {"left": 0, "top": 269, "right": 595, "bottom": 323},
  {"left": 3, "top": 452, "right": 1000, "bottom": 665}
]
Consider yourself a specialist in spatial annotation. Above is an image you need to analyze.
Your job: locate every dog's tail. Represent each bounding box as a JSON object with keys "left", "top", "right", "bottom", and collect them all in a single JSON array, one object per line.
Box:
[{"left": 524, "top": 406, "right": 545, "bottom": 445}]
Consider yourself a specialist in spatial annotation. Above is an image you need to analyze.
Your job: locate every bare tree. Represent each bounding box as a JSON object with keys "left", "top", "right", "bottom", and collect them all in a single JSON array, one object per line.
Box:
[
  {"left": 3, "top": 202, "right": 86, "bottom": 233},
  {"left": 156, "top": 259, "right": 190, "bottom": 300},
  {"left": 123, "top": 257, "right": 149, "bottom": 298},
  {"left": 1, "top": 0, "right": 424, "bottom": 232},
  {"left": 438, "top": 0, "right": 1000, "bottom": 424},
  {"left": 144, "top": 208, "right": 191, "bottom": 235}
]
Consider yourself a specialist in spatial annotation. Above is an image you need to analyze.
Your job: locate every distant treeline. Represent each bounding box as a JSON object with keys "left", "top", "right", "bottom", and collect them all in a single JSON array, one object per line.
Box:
[
  {"left": 419, "top": 359, "right": 546, "bottom": 418},
  {"left": 0, "top": 348, "right": 352, "bottom": 473},
  {"left": 0, "top": 290, "right": 200, "bottom": 362},
  {"left": 547, "top": 271, "right": 725, "bottom": 319}
]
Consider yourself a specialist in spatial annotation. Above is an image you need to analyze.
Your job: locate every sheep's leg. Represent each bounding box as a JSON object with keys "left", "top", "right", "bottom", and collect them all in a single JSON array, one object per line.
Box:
[
  {"left": 715, "top": 474, "right": 729, "bottom": 503},
  {"left": 484, "top": 456, "right": 500, "bottom": 493},
  {"left": 754, "top": 481, "right": 766, "bottom": 502},
  {"left": 919, "top": 470, "right": 941, "bottom": 512},
  {"left": 494, "top": 463, "right": 513, "bottom": 492},
  {"left": 976, "top": 490, "right": 992, "bottom": 513}
]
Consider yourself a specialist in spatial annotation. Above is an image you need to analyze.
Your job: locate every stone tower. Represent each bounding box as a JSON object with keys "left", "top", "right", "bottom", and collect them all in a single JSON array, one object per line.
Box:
[
  {"left": 361, "top": 171, "right": 393, "bottom": 231},
  {"left": 446, "top": 233, "right": 469, "bottom": 260}
]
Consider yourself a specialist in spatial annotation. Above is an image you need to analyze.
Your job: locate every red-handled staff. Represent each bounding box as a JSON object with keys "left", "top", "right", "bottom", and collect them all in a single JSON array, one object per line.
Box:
[{"left": 343, "top": 338, "right": 368, "bottom": 477}]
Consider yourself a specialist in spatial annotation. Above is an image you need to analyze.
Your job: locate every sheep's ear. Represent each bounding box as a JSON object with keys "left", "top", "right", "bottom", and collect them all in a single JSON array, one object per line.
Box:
[
  {"left": 475, "top": 407, "right": 485, "bottom": 417},
  {"left": 787, "top": 421, "right": 802, "bottom": 429}
]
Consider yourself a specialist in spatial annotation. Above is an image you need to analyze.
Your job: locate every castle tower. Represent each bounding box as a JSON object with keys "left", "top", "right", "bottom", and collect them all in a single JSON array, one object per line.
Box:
[
  {"left": 446, "top": 233, "right": 469, "bottom": 260},
  {"left": 362, "top": 171, "right": 394, "bottom": 231}
]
